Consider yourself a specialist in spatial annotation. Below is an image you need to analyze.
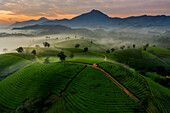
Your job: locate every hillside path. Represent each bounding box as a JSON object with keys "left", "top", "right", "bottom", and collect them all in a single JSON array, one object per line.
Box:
[{"left": 59, "top": 61, "right": 152, "bottom": 113}]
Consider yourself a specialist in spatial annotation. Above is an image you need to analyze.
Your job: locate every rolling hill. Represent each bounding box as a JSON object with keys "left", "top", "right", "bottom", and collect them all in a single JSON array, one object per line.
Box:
[
  {"left": 107, "top": 48, "right": 170, "bottom": 76},
  {"left": 0, "top": 54, "right": 31, "bottom": 81},
  {"left": 0, "top": 62, "right": 148, "bottom": 113},
  {"left": 0, "top": 39, "right": 169, "bottom": 113}
]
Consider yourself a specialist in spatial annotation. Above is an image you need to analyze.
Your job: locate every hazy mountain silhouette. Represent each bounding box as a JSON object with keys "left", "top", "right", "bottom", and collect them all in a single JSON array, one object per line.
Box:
[
  {"left": 11, "top": 17, "right": 49, "bottom": 27},
  {"left": 11, "top": 9, "right": 170, "bottom": 28}
]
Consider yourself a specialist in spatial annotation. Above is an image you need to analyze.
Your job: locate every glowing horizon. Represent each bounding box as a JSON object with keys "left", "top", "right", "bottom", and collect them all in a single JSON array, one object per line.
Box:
[{"left": 0, "top": 0, "right": 170, "bottom": 24}]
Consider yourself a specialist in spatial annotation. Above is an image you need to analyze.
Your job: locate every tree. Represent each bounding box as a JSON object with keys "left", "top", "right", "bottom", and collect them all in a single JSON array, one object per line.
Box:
[
  {"left": 133, "top": 44, "right": 136, "bottom": 48},
  {"left": 127, "top": 46, "right": 131, "bottom": 49},
  {"left": 44, "top": 57, "right": 50, "bottom": 64},
  {"left": 111, "top": 48, "right": 115, "bottom": 52},
  {"left": 143, "top": 46, "right": 147, "bottom": 51},
  {"left": 43, "top": 42, "right": 50, "bottom": 48},
  {"left": 146, "top": 43, "right": 149, "bottom": 47},
  {"left": 3, "top": 48, "right": 8, "bottom": 52},
  {"left": 84, "top": 47, "right": 88, "bottom": 52},
  {"left": 106, "top": 49, "right": 110, "bottom": 53},
  {"left": 31, "top": 50, "right": 36, "bottom": 55},
  {"left": 120, "top": 45, "right": 125, "bottom": 50},
  {"left": 152, "top": 45, "right": 156, "bottom": 47},
  {"left": 120, "top": 46, "right": 124, "bottom": 50},
  {"left": 75, "top": 44, "right": 80, "bottom": 48},
  {"left": 57, "top": 51, "right": 66, "bottom": 61},
  {"left": 35, "top": 45, "right": 40, "bottom": 48},
  {"left": 16, "top": 47, "right": 23, "bottom": 53},
  {"left": 70, "top": 53, "right": 74, "bottom": 58}
]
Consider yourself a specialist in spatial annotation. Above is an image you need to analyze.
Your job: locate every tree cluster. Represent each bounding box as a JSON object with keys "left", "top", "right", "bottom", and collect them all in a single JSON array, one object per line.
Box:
[{"left": 43, "top": 42, "right": 50, "bottom": 48}]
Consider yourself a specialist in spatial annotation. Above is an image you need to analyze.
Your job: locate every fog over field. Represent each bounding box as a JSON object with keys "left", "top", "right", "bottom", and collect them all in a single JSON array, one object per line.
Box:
[{"left": 0, "top": 23, "right": 170, "bottom": 54}]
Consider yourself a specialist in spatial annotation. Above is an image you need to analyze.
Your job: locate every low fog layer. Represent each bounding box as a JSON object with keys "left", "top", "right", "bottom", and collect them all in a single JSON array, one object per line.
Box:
[{"left": 0, "top": 24, "right": 170, "bottom": 54}]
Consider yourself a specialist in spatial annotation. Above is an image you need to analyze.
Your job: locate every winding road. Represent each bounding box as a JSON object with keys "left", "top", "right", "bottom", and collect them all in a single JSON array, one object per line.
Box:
[
  {"left": 34, "top": 55, "right": 152, "bottom": 113},
  {"left": 59, "top": 61, "right": 152, "bottom": 113}
]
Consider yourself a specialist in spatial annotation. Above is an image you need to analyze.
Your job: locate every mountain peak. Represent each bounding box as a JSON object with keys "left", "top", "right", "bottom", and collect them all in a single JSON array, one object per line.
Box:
[
  {"left": 39, "top": 17, "right": 48, "bottom": 21},
  {"left": 89, "top": 9, "right": 105, "bottom": 15}
]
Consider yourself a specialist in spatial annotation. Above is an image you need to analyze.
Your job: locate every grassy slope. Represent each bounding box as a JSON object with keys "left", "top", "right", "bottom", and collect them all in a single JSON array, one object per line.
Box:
[
  {"left": 24, "top": 47, "right": 60, "bottom": 57},
  {"left": 98, "top": 62, "right": 148, "bottom": 100},
  {"left": 0, "top": 63, "right": 85, "bottom": 109},
  {"left": 47, "top": 67, "right": 145, "bottom": 113},
  {"left": 66, "top": 58, "right": 104, "bottom": 64},
  {"left": 0, "top": 62, "right": 146, "bottom": 113},
  {"left": 0, "top": 54, "right": 30, "bottom": 81},
  {"left": 145, "top": 77, "right": 170, "bottom": 113},
  {"left": 53, "top": 39, "right": 108, "bottom": 52},
  {"left": 63, "top": 48, "right": 105, "bottom": 59},
  {"left": 107, "top": 49, "right": 168, "bottom": 71},
  {"left": 147, "top": 47, "right": 170, "bottom": 64},
  {"left": 98, "top": 62, "right": 168, "bottom": 112},
  {"left": 6, "top": 53, "right": 35, "bottom": 60}
]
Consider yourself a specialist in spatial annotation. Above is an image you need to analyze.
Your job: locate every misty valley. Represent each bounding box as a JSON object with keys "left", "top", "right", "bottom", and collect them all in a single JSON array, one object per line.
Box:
[{"left": 0, "top": 9, "right": 170, "bottom": 113}]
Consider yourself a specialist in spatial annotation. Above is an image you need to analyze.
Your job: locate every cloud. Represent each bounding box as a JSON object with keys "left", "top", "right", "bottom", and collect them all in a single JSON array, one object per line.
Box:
[
  {"left": 0, "top": 19, "right": 8, "bottom": 22},
  {"left": 0, "top": 0, "right": 170, "bottom": 23}
]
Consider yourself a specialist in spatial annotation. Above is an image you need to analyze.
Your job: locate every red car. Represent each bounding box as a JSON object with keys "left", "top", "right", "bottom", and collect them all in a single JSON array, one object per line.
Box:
[{"left": 93, "top": 63, "right": 98, "bottom": 67}]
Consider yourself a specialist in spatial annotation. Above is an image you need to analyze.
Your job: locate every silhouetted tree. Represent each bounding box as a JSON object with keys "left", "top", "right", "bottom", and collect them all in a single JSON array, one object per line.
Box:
[
  {"left": 143, "top": 46, "right": 147, "bottom": 51},
  {"left": 152, "top": 45, "right": 156, "bottom": 47},
  {"left": 111, "top": 48, "right": 115, "bottom": 52},
  {"left": 57, "top": 51, "right": 66, "bottom": 61},
  {"left": 43, "top": 42, "right": 50, "bottom": 48},
  {"left": 16, "top": 47, "right": 23, "bottom": 53},
  {"left": 106, "top": 49, "right": 110, "bottom": 53},
  {"left": 146, "top": 43, "right": 149, "bottom": 47},
  {"left": 70, "top": 53, "right": 74, "bottom": 58},
  {"left": 75, "top": 44, "right": 80, "bottom": 48},
  {"left": 84, "top": 47, "right": 88, "bottom": 52},
  {"left": 35, "top": 45, "right": 40, "bottom": 48},
  {"left": 31, "top": 50, "right": 36, "bottom": 55},
  {"left": 120, "top": 46, "right": 124, "bottom": 50},
  {"left": 3, "top": 48, "right": 8, "bottom": 52},
  {"left": 133, "top": 44, "right": 136, "bottom": 48},
  {"left": 44, "top": 57, "right": 50, "bottom": 64},
  {"left": 127, "top": 46, "right": 131, "bottom": 49},
  {"left": 120, "top": 45, "right": 125, "bottom": 50}
]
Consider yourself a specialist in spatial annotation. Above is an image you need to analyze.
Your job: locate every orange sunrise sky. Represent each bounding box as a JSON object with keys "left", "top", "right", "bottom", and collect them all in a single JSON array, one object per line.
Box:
[{"left": 0, "top": 0, "right": 170, "bottom": 24}]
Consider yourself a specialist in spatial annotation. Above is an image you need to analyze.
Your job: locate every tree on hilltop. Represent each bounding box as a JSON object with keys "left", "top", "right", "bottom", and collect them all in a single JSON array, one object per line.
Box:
[
  {"left": 84, "top": 47, "right": 88, "bottom": 52},
  {"left": 111, "top": 48, "right": 115, "bottom": 52},
  {"left": 75, "top": 44, "right": 80, "bottom": 48},
  {"left": 57, "top": 51, "right": 66, "bottom": 61},
  {"left": 16, "top": 47, "right": 23, "bottom": 53},
  {"left": 31, "top": 50, "right": 36, "bottom": 55},
  {"left": 43, "top": 42, "right": 50, "bottom": 48}
]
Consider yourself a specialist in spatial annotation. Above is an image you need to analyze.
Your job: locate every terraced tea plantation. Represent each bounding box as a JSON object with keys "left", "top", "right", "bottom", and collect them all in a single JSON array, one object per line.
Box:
[
  {"left": 0, "top": 39, "right": 169, "bottom": 113},
  {"left": 0, "top": 54, "right": 31, "bottom": 81},
  {"left": 107, "top": 48, "right": 170, "bottom": 74},
  {"left": 47, "top": 67, "right": 145, "bottom": 113},
  {"left": 0, "top": 60, "right": 148, "bottom": 113},
  {"left": 53, "top": 39, "right": 109, "bottom": 52},
  {"left": 0, "top": 63, "right": 85, "bottom": 109},
  {"left": 145, "top": 77, "right": 170, "bottom": 113}
]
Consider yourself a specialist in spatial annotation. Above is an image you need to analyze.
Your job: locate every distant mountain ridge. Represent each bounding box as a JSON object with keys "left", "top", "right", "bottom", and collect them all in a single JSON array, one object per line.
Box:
[
  {"left": 11, "top": 17, "right": 49, "bottom": 27},
  {"left": 11, "top": 9, "right": 170, "bottom": 28}
]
